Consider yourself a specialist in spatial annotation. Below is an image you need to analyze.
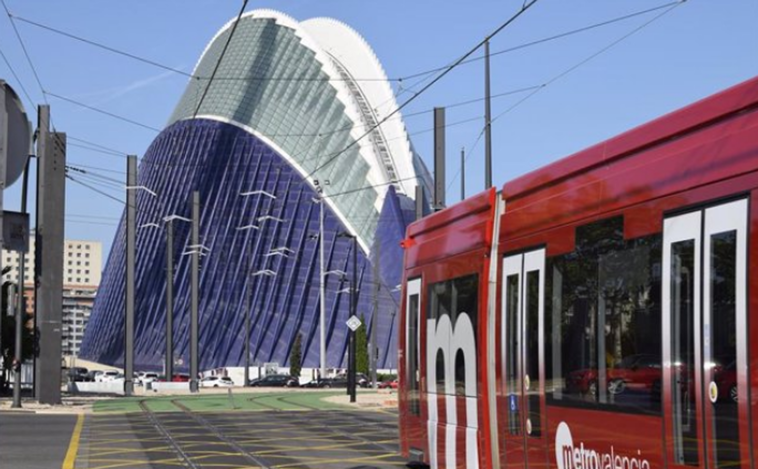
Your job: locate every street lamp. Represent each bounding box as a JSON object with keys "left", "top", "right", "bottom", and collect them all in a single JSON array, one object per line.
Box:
[
  {"left": 245, "top": 269, "right": 277, "bottom": 386},
  {"left": 337, "top": 231, "right": 358, "bottom": 403}
]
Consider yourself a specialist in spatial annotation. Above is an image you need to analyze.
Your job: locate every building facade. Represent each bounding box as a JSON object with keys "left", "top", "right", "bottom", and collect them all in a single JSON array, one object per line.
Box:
[
  {"left": 80, "top": 10, "right": 431, "bottom": 371},
  {"left": 2, "top": 238, "right": 102, "bottom": 356}
]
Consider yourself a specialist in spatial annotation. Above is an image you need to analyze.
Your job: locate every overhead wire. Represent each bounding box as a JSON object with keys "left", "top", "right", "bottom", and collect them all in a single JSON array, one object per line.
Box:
[
  {"left": 0, "top": 0, "right": 47, "bottom": 106},
  {"left": 446, "top": 0, "right": 687, "bottom": 194},
  {"left": 192, "top": 0, "right": 249, "bottom": 119},
  {"left": 304, "top": 0, "right": 542, "bottom": 181},
  {"left": 0, "top": 45, "right": 36, "bottom": 111},
  {"left": 45, "top": 91, "right": 161, "bottom": 132}
]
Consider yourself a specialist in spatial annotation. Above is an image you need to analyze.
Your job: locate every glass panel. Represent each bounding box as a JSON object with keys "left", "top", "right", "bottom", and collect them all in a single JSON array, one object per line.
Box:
[
  {"left": 546, "top": 216, "right": 662, "bottom": 414},
  {"left": 427, "top": 274, "right": 478, "bottom": 397},
  {"left": 709, "top": 231, "right": 739, "bottom": 468},
  {"left": 525, "top": 270, "right": 541, "bottom": 437},
  {"left": 506, "top": 273, "right": 521, "bottom": 435},
  {"left": 408, "top": 292, "right": 420, "bottom": 416},
  {"left": 671, "top": 240, "right": 698, "bottom": 466}
]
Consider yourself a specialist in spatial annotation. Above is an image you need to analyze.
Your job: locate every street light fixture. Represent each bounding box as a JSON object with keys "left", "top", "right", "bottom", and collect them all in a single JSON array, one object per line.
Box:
[
  {"left": 257, "top": 215, "right": 285, "bottom": 223},
  {"left": 240, "top": 190, "right": 277, "bottom": 199}
]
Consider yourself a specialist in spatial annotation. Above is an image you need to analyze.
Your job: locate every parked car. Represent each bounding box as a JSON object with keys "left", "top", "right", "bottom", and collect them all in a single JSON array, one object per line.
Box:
[
  {"left": 318, "top": 376, "right": 348, "bottom": 388},
  {"left": 89, "top": 370, "right": 104, "bottom": 382},
  {"left": 96, "top": 370, "right": 121, "bottom": 382},
  {"left": 68, "top": 367, "right": 90, "bottom": 382},
  {"left": 137, "top": 372, "right": 160, "bottom": 386},
  {"left": 172, "top": 373, "right": 190, "bottom": 382},
  {"left": 199, "top": 376, "right": 234, "bottom": 388},
  {"left": 378, "top": 379, "right": 398, "bottom": 389},
  {"left": 249, "top": 374, "right": 298, "bottom": 387}
]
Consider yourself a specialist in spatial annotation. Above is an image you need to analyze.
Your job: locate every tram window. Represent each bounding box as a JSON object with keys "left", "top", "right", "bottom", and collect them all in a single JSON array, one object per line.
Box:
[
  {"left": 427, "top": 274, "right": 479, "bottom": 397},
  {"left": 545, "top": 216, "right": 662, "bottom": 414}
]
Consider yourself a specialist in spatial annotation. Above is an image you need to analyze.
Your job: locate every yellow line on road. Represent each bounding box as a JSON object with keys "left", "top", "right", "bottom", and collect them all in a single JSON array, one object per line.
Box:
[{"left": 62, "top": 413, "right": 84, "bottom": 469}]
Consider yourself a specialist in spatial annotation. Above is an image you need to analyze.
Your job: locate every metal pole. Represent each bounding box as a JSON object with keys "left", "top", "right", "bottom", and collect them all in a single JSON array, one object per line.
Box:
[
  {"left": 484, "top": 39, "right": 493, "bottom": 189},
  {"left": 125, "top": 155, "right": 136, "bottom": 396},
  {"left": 318, "top": 193, "right": 326, "bottom": 379},
  {"left": 370, "top": 242, "right": 379, "bottom": 389},
  {"left": 189, "top": 191, "right": 200, "bottom": 393},
  {"left": 415, "top": 185, "right": 424, "bottom": 221},
  {"left": 433, "top": 107, "right": 446, "bottom": 211},
  {"left": 244, "top": 274, "right": 251, "bottom": 387},
  {"left": 12, "top": 157, "right": 29, "bottom": 408},
  {"left": 461, "top": 147, "right": 466, "bottom": 201},
  {"left": 349, "top": 236, "right": 357, "bottom": 403},
  {"left": 165, "top": 219, "right": 174, "bottom": 382},
  {"left": 35, "top": 106, "right": 65, "bottom": 405}
]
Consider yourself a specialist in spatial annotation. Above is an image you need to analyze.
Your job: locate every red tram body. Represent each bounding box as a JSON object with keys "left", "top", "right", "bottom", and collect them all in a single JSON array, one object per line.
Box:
[{"left": 399, "top": 77, "right": 758, "bottom": 469}]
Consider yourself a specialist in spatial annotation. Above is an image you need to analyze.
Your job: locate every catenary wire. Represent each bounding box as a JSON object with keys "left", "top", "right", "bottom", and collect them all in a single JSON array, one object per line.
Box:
[
  {"left": 45, "top": 91, "right": 161, "bottom": 132},
  {"left": 0, "top": 45, "right": 36, "bottom": 111},
  {"left": 303, "top": 0, "right": 541, "bottom": 181},
  {"left": 192, "top": 0, "right": 249, "bottom": 119},
  {"left": 0, "top": 0, "right": 47, "bottom": 106}
]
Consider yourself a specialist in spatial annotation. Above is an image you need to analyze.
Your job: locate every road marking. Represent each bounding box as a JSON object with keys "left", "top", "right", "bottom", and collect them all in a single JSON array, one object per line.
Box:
[{"left": 62, "top": 413, "right": 84, "bottom": 469}]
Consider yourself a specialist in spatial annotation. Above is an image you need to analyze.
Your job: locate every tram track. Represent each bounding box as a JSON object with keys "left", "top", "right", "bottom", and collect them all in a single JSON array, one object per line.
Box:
[
  {"left": 170, "top": 399, "right": 276, "bottom": 469},
  {"left": 137, "top": 399, "right": 200, "bottom": 469}
]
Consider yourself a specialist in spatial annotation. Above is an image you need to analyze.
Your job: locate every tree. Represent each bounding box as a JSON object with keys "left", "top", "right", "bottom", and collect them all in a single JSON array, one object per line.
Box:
[
  {"left": 356, "top": 314, "right": 369, "bottom": 375},
  {"left": 0, "top": 281, "right": 34, "bottom": 392},
  {"left": 289, "top": 333, "right": 302, "bottom": 378}
]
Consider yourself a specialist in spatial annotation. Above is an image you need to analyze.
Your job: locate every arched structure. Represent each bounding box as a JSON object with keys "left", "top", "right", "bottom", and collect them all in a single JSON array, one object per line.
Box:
[{"left": 80, "top": 10, "right": 431, "bottom": 370}]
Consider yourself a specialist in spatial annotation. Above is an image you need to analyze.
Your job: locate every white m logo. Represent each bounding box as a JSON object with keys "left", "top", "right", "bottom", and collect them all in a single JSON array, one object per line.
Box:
[{"left": 427, "top": 312, "right": 479, "bottom": 469}]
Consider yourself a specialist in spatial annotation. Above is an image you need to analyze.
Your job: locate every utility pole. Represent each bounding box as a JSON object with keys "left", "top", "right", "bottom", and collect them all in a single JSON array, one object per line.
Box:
[
  {"left": 244, "top": 270, "right": 251, "bottom": 387},
  {"left": 189, "top": 191, "right": 200, "bottom": 393},
  {"left": 12, "top": 158, "right": 30, "bottom": 408},
  {"left": 124, "top": 155, "right": 137, "bottom": 396},
  {"left": 165, "top": 218, "right": 174, "bottom": 382},
  {"left": 35, "top": 105, "right": 65, "bottom": 405},
  {"left": 370, "top": 242, "right": 379, "bottom": 389},
  {"left": 318, "top": 191, "right": 326, "bottom": 379},
  {"left": 415, "top": 186, "right": 424, "bottom": 221},
  {"left": 348, "top": 235, "right": 357, "bottom": 403},
  {"left": 484, "top": 39, "right": 493, "bottom": 189},
  {"left": 433, "top": 107, "right": 446, "bottom": 211},
  {"left": 461, "top": 147, "right": 466, "bottom": 201}
]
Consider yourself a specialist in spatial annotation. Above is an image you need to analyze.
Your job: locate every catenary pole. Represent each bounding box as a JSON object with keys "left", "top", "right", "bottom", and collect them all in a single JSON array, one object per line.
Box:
[
  {"left": 484, "top": 39, "right": 493, "bottom": 189},
  {"left": 370, "top": 241, "right": 379, "bottom": 389},
  {"left": 165, "top": 218, "right": 174, "bottom": 382},
  {"left": 244, "top": 265, "right": 251, "bottom": 387},
  {"left": 349, "top": 235, "right": 357, "bottom": 403},
  {"left": 12, "top": 157, "right": 30, "bottom": 408},
  {"left": 125, "top": 155, "right": 136, "bottom": 396},
  {"left": 35, "top": 106, "right": 65, "bottom": 405},
  {"left": 189, "top": 191, "right": 200, "bottom": 393},
  {"left": 318, "top": 191, "right": 326, "bottom": 379},
  {"left": 461, "top": 147, "right": 466, "bottom": 201}
]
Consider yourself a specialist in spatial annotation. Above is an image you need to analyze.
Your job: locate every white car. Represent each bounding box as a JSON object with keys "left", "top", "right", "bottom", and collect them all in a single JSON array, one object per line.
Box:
[
  {"left": 199, "top": 376, "right": 234, "bottom": 388},
  {"left": 97, "top": 370, "right": 121, "bottom": 382},
  {"left": 138, "top": 372, "right": 160, "bottom": 386}
]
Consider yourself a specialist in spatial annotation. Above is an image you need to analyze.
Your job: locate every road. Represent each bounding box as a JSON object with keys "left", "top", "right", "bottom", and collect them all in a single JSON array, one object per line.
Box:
[
  {"left": 0, "top": 412, "right": 77, "bottom": 469},
  {"left": 1, "top": 391, "right": 405, "bottom": 469}
]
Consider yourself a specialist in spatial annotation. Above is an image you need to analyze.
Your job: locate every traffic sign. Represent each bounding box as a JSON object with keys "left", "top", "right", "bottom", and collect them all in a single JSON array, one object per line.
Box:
[{"left": 346, "top": 315, "right": 362, "bottom": 331}]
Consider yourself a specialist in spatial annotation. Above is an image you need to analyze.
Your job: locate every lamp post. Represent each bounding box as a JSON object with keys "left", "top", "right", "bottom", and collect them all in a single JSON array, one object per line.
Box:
[{"left": 337, "top": 231, "right": 357, "bottom": 403}]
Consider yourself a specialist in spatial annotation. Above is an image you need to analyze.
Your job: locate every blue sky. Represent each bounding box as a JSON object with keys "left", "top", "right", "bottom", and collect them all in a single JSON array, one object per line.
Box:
[{"left": 1, "top": 0, "right": 756, "bottom": 260}]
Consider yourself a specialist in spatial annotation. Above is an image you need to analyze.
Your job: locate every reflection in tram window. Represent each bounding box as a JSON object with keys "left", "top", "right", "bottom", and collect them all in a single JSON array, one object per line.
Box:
[
  {"left": 709, "top": 231, "right": 740, "bottom": 468},
  {"left": 427, "top": 274, "right": 479, "bottom": 397},
  {"left": 545, "top": 216, "right": 662, "bottom": 414}
]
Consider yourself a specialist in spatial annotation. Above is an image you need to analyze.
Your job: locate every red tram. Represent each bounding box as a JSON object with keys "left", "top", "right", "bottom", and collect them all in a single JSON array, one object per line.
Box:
[{"left": 398, "top": 76, "right": 758, "bottom": 469}]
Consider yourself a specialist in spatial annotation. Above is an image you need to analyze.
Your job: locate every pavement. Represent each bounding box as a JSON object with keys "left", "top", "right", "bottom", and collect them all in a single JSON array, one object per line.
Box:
[
  {"left": 0, "top": 412, "right": 78, "bottom": 469},
  {"left": 0, "top": 389, "right": 404, "bottom": 469}
]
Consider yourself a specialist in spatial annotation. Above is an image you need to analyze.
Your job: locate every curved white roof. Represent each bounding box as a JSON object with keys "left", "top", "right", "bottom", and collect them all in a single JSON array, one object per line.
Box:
[{"left": 167, "top": 9, "right": 424, "bottom": 251}]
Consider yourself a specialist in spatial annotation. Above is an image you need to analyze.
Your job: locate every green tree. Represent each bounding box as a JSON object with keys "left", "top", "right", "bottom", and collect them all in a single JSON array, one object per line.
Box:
[
  {"left": 356, "top": 314, "right": 369, "bottom": 375},
  {"left": 289, "top": 333, "right": 302, "bottom": 378}
]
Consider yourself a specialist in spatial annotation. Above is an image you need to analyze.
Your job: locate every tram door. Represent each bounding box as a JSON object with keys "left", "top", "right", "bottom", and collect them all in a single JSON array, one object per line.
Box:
[
  {"left": 502, "top": 249, "right": 547, "bottom": 469},
  {"left": 662, "top": 199, "right": 751, "bottom": 469}
]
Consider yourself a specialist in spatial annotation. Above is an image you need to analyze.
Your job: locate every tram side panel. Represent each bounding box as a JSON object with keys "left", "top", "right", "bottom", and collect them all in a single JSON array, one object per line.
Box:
[
  {"left": 498, "top": 77, "right": 758, "bottom": 469},
  {"left": 400, "top": 189, "right": 498, "bottom": 469}
]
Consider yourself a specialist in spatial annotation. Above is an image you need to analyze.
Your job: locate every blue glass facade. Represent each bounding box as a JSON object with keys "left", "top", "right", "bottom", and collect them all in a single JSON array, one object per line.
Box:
[{"left": 80, "top": 119, "right": 415, "bottom": 370}]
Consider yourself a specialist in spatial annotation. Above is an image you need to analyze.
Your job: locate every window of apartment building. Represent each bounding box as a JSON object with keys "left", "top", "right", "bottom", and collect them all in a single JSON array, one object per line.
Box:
[
  {"left": 76, "top": 253, "right": 81, "bottom": 257},
  {"left": 85, "top": 245, "right": 90, "bottom": 250},
  {"left": 76, "top": 278, "right": 81, "bottom": 283},
  {"left": 68, "top": 269, "right": 72, "bottom": 274},
  {"left": 85, "top": 253, "right": 90, "bottom": 258},
  {"left": 76, "top": 261, "right": 81, "bottom": 266}
]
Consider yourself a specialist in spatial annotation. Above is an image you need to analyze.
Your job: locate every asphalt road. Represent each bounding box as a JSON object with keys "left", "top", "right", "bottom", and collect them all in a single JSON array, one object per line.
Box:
[
  {"left": 0, "top": 412, "right": 77, "bottom": 469},
  {"left": 76, "top": 402, "right": 406, "bottom": 469}
]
